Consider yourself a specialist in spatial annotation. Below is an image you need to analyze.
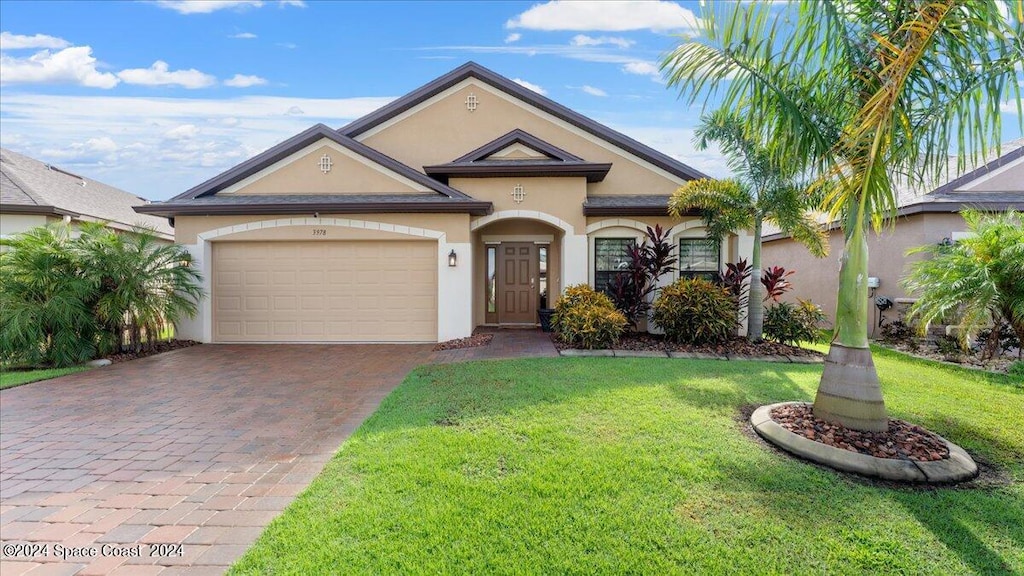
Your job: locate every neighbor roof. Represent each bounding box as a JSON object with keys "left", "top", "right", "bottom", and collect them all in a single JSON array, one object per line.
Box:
[
  {"left": 763, "top": 140, "right": 1024, "bottom": 241},
  {"left": 340, "top": 61, "right": 707, "bottom": 182},
  {"left": 0, "top": 148, "right": 173, "bottom": 239}
]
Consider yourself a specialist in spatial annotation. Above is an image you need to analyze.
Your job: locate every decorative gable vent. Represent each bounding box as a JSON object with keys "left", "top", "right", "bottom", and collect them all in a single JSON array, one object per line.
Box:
[
  {"left": 465, "top": 92, "right": 479, "bottom": 112},
  {"left": 511, "top": 184, "right": 526, "bottom": 204},
  {"left": 318, "top": 153, "right": 333, "bottom": 174}
]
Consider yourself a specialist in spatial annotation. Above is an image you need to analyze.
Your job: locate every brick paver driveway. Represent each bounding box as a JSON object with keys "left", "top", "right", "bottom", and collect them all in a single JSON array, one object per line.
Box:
[{"left": 0, "top": 344, "right": 433, "bottom": 575}]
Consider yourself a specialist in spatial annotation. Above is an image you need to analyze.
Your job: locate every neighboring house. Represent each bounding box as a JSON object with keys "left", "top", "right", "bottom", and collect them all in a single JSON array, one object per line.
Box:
[
  {"left": 137, "top": 62, "right": 755, "bottom": 344},
  {"left": 0, "top": 147, "right": 173, "bottom": 241},
  {"left": 762, "top": 139, "right": 1024, "bottom": 336}
]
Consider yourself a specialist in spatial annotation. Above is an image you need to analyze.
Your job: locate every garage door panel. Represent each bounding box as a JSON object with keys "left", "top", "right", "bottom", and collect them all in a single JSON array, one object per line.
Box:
[{"left": 214, "top": 240, "right": 437, "bottom": 342}]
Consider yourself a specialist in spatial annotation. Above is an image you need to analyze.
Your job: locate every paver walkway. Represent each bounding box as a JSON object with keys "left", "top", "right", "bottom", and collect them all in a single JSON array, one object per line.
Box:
[
  {"left": 431, "top": 328, "right": 558, "bottom": 363},
  {"left": 0, "top": 344, "right": 433, "bottom": 575}
]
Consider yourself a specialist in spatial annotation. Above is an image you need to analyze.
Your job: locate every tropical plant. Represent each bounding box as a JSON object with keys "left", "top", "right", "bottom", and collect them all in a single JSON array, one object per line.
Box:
[
  {"left": 902, "top": 210, "right": 1024, "bottom": 361},
  {"left": 662, "top": 0, "right": 1022, "bottom": 431},
  {"left": 668, "top": 110, "right": 827, "bottom": 341},
  {"left": 652, "top": 277, "right": 736, "bottom": 345},
  {"left": 760, "top": 266, "right": 795, "bottom": 302},
  {"left": 607, "top": 225, "right": 677, "bottom": 329},
  {"left": 0, "top": 225, "right": 100, "bottom": 367},
  {"left": 763, "top": 299, "right": 826, "bottom": 346},
  {"left": 879, "top": 319, "right": 920, "bottom": 352},
  {"left": 718, "top": 259, "right": 752, "bottom": 326},
  {"left": 75, "top": 223, "right": 204, "bottom": 353},
  {"left": 552, "top": 284, "right": 628, "bottom": 349}
]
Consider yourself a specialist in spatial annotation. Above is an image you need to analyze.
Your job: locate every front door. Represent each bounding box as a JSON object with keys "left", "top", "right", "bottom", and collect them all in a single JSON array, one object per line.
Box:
[{"left": 498, "top": 242, "right": 537, "bottom": 324}]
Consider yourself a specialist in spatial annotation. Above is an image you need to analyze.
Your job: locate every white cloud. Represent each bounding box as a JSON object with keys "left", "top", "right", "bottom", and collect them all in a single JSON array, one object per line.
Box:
[
  {"left": 117, "top": 61, "right": 216, "bottom": 89},
  {"left": 224, "top": 73, "right": 268, "bottom": 87},
  {"left": 152, "top": 1, "right": 305, "bottom": 15},
  {"left": 507, "top": 1, "right": 699, "bottom": 32},
  {"left": 1002, "top": 100, "right": 1021, "bottom": 115},
  {"left": 512, "top": 78, "right": 547, "bottom": 95},
  {"left": 504, "top": 33, "right": 522, "bottom": 44},
  {"left": 615, "top": 125, "right": 729, "bottom": 179},
  {"left": 0, "top": 32, "right": 70, "bottom": 50},
  {"left": 621, "top": 61, "right": 660, "bottom": 77},
  {"left": 581, "top": 85, "right": 608, "bottom": 97},
  {"left": 285, "top": 105, "right": 304, "bottom": 115},
  {"left": 0, "top": 46, "right": 120, "bottom": 88},
  {"left": 276, "top": 42, "right": 297, "bottom": 49},
  {"left": 570, "top": 34, "right": 634, "bottom": 49},
  {"left": 229, "top": 32, "right": 258, "bottom": 39},
  {"left": 164, "top": 124, "right": 200, "bottom": 140},
  {"left": 0, "top": 93, "right": 395, "bottom": 199}
]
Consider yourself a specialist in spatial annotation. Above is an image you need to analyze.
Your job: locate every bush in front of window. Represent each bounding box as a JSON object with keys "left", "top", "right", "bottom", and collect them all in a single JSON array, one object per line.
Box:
[
  {"left": 552, "top": 284, "right": 628, "bottom": 349},
  {"left": 652, "top": 278, "right": 735, "bottom": 345},
  {"left": 763, "top": 299, "right": 827, "bottom": 346}
]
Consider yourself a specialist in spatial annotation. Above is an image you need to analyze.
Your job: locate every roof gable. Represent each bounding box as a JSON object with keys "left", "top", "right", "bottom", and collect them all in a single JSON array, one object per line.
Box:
[
  {"left": 340, "top": 62, "right": 706, "bottom": 182},
  {"left": 452, "top": 129, "right": 583, "bottom": 163},
  {"left": 171, "top": 124, "right": 471, "bottom": 201}
]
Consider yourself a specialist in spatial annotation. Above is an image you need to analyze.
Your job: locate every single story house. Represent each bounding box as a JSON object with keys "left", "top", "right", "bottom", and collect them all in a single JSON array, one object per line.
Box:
[
  {"left": 138, "top": 62, "right": 754, "bottom": 344},
  {"left": 0, "top": 147, "right": 173, "bottom": 240},
  {"left": 762, "top": 139, "right": 1024, "bottom": 336}
]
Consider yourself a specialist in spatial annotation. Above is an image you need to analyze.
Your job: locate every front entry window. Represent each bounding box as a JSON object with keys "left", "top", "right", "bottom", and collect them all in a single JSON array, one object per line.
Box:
[
  {"left": 594, "top": 238, "right": 634, "bottom": 295},
  {"left": 486, "top": 246, "right": 497, "bottom": 313},
  {"left": 538, "top": 246, "right": 548, "bottom": 308},
  {"left": 679, "top": 238, "right": 720, "bottom": 280}
]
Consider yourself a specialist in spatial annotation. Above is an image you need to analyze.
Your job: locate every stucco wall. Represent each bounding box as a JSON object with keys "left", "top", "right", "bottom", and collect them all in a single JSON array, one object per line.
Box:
[
  {"left": 453, "top": 176, "right": 587, "bottom": 233},
  {"left": 359, "top": 80, "right": 686, "bottom": 196},
  {"left": 761, "top": 212, "right": 969, "bottom": 335},
  {"left": 174, "top": 213, "right": 471, "bottom": 244},
  {"left": 0, "top": 213, "right": 51, "bottom": 237},
  {"left": 225, "top": 141, "right": 427, "bottom": 195}
]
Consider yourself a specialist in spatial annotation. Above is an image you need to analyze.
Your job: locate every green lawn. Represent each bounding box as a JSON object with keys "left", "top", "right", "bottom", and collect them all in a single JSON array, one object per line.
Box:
[
  {"left": 232, "top": 347, "right": 1023, "bottom": 575},
  {"left": 0, "top": 366, "right": 91, "bottom": 390}
]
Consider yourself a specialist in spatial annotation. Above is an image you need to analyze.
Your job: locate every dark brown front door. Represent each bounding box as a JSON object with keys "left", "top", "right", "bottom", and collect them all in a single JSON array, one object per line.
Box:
[{"left": 498, "top": 242, "right": 537, "bottom": 324}]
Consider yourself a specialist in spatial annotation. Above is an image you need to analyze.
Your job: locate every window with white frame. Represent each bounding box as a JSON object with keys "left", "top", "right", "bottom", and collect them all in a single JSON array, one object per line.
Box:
[
  {"left": 594, "top": 237, "right": 635, "bottom": 294},
  {"left": 678, "top": 238, "right": 720, "bottom": 280}
]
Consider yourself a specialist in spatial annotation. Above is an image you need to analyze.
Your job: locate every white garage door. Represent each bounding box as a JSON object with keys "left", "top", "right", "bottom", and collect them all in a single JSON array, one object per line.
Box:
[{"left": 213, "top": 241, "right": 437, "bottom": 342}]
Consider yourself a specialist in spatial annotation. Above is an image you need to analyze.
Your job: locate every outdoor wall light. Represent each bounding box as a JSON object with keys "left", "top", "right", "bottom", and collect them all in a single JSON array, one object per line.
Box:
[{"left": 448, "top": 249, "right": 458, "bottom": 267}]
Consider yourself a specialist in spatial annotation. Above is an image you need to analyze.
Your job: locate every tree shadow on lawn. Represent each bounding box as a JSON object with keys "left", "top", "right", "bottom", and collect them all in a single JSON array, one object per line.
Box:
[{"left": 361, "top": 358, "right": 821, "bottom": 438}]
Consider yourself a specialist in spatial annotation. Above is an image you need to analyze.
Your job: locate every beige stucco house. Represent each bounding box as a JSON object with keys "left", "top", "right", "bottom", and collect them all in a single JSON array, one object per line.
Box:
[
  {"left": 1, "top": 147, "right": 172, "bottom": 240},
  {"left": 762, "top": 139, "right": 1024, "bottom": 336},
  {"left": 138, "top": 62, "right": 754, "bottom": 344}
]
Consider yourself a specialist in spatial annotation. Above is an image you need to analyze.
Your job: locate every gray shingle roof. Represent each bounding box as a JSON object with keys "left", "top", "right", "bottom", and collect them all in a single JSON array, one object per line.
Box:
[{"left": 0, "top": 148, "right": 173, "bottom": 239}]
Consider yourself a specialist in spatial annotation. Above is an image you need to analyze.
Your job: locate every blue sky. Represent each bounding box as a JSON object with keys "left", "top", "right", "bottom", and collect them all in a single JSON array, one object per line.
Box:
[{"left": 0, "top": 1, "right": 1020, "bottom": 201}]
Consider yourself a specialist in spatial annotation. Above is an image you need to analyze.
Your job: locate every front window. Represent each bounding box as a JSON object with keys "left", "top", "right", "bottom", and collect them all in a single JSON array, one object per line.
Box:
[
  {"left": 486, "top": 246, "right": 497, "bottom": 313},
  {"left": 594, "top": 238, "right": 635, "bottom": 294},
  {"left": 678, "top": 238, "right": 720, "bottom": 280},
  {"left": 538, "top": 246, "right": 548, "bottom": 308}
]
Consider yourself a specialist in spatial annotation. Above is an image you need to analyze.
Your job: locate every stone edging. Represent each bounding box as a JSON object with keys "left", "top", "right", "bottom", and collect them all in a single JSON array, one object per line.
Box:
[
  {"left": 751, "top": 402, "right": 978, "bottom": 483},
  {"left": 558, "top": 349, "right": 823, "bottom": 363}
]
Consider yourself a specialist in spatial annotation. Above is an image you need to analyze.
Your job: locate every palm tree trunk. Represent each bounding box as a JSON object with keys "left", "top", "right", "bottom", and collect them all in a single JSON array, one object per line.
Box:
[
  {"left": 813, "top": 212, "right": 888, "bottom": 432},
  {"left": 747, "top": 220, "right": 764, "bottom": 341}
]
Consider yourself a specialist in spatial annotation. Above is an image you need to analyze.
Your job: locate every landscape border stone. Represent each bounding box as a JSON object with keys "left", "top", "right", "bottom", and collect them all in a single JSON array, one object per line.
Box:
[
  {"left": 751, "top": 402, "right": 978, "bottom": 483},
  {"left": 611, "top": 350, "right": 669, "bottom": 358}
]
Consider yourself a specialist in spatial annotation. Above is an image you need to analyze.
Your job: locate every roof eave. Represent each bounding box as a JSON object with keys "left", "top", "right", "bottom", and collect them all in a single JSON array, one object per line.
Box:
[
  {"left": 424, "top": 162, "right": 612, "bottom": 182},
  {"left": 0, "top": 203, "right": 79, "bottom": 217},
  {"left": 134, "top": 201, "right": 494, "bottom": 217}
]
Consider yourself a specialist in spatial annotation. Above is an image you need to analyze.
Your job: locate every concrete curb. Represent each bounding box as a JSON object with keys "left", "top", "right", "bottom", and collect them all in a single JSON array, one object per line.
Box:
[
  {"left": 558, "top": 349, "right": 614, "bottom": 357},
  {"left": 611, "top": 350, "right": 669, "bottom": 358},
  {"left": 751, "top": 402, "right": 978, "bottom": 483}
]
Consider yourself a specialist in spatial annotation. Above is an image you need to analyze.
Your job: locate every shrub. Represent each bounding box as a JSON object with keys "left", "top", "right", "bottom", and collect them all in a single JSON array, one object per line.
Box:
[
  {"left": 763, "top": 299, "right": 826, "bottom": 346},
  {"left": 1008, "top": 361, "right": 1024, "bottom": 378},
  {"left": 718, "top": 259, "right": 752, "bottom": 326},
  {"left": 607, "top": 225, "right": 676, "bottom": 329},
  {"left": 976, "top": 321, "right": 1022, "bottom": 360},
  {"left": 880, "top": 319, "right": 920, "bottom": 351},
  {"left": 936, "top": 334, "right": 964, "bottom": 362},
  {"left": 652, "top": 278, "right": 735, "bottom": 345},
  {"left": 552, "top": 284, "right": 627, "bottom": 349}
]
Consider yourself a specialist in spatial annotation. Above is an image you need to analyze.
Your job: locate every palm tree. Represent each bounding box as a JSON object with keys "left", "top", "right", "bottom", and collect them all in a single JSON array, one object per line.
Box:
[
  {"left": 662, "top": 1, "right": 1021, "bottom": 431},
  {"left": 668, "top": 110, "right": 828, "bottom": 341},
  {"left": 0, "top": 225, "right": 99, "bottom": 367},
  {"left": 76, "top": 223, "right": 204, "bottom": 353},
  {"left": 902, "top": 210, "right": 1024, "bottom": 360}
]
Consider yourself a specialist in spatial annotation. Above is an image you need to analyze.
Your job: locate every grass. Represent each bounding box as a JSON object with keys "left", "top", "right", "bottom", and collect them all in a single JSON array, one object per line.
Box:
[
  {"left": 232, "top": 347, "right": 1023, "bottom": 575},
  {"left": 0, "top": 366, "right": 91, "bottom": 390}
]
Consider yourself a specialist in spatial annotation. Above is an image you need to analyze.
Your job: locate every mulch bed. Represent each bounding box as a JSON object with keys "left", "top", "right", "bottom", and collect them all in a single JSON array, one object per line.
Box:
[
  {"left": 550, "top": 332, "right": 822, "bottom": 358},
  {"left": 433, "top": 333, "right": 494, "bottom": 351},
  {"left": 771, "top": 403, "right": 949, "bottom": 462},
  {"left": 107, "top": 339, "right": 200, "bottom": 363}
]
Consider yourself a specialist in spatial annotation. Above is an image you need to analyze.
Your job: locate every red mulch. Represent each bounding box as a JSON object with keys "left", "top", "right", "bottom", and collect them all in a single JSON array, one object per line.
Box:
[
  {"left": 771, "top": 403, "right": 949, "bottom": 462},
  {"left": 550, "top": 332, "right": 822, "bottom": 358},
  {"left": 107, "top": 340, "right": 200, "bottom": 363},
  {"left": 433, "top": 333, "right": 494, "bottom": 351}
]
